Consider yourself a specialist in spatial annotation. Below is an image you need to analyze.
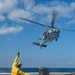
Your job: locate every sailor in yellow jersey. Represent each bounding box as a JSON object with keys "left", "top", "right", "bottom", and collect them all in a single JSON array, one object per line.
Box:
[{"left": 11, "top": 52, "right": 30, "bottom": 75}]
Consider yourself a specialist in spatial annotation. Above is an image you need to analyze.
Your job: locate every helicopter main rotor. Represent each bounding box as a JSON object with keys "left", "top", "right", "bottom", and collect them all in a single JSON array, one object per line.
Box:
[
  {"left": 20, "top": 17, "right": 50, "bottom": 27},
  {"left": 20, "top": 10, "right": 75, "bottom": 32},
  {"left": 20, "top": 10, "right": 59, "bottom": 28},
  {"left": 51, "top": 10, "right": 59, "bottom": 27}
]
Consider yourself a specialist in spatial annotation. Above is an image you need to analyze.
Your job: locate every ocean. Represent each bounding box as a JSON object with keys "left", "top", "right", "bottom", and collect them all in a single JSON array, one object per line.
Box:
[{"left": 0, "top": 68, "right": 75, "bottom": 73}]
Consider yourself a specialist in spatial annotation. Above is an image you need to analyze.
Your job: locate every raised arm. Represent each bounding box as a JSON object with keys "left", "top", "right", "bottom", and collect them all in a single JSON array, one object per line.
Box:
[{"left": 12, "top": 52, "right": 20, "bottom": 67}]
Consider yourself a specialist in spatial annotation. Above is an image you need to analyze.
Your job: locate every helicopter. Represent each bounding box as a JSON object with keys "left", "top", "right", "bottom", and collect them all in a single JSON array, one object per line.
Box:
[{"left": 20, "top": 10, "right": 75, "bottom": 48}]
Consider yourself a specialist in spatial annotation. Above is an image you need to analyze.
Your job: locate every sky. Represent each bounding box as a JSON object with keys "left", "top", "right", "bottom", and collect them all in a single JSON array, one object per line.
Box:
[{"left": 0, "top": 0, "right": 75, "bottom": 68}]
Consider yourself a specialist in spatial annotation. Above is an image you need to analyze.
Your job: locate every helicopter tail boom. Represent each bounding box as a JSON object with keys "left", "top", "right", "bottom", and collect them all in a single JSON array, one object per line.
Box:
[{"left": 33, "top": 42, "right": 47, "bottom": 48}]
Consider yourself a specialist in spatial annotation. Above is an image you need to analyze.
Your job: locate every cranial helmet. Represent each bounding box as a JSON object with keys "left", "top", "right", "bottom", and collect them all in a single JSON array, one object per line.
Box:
[{"left": 16, "top": 62, "right": 22, "bottom": 68}]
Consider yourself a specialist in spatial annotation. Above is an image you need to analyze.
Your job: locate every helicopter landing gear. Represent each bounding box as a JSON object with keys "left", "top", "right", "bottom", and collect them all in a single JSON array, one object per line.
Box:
[{"left": 55, "top": 38, "right": 58, "bottom": 41}]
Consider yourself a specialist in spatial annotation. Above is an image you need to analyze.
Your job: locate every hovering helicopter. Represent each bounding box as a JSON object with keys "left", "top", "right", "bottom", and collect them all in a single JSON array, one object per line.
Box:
[{"left": 20, "top": 10, "right": 75, "bottom": 48}]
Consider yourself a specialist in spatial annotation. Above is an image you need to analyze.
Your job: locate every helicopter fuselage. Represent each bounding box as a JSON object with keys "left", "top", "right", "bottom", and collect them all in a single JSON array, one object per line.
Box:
[{"left": 39, "top": 27, "right": 60, "bottom": 46}]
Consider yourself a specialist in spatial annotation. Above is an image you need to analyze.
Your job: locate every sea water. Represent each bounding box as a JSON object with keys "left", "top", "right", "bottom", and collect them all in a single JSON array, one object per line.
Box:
[{"left": 0, "top": 68, "right": 75, "bottom": 73}]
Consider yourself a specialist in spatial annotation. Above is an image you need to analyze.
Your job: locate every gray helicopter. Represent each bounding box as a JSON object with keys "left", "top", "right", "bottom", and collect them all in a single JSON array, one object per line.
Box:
[{"left": 20, "top": 10, "right": 75, "bottom": 48}]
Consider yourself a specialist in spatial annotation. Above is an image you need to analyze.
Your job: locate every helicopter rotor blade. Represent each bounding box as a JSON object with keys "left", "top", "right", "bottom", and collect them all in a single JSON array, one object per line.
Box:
[
  {"left": 63, "top": 29, "right": 75, "bottom": 32},
  {"left": 20, "top": 17, "right": 50, "bottom": 27},
  {"left": 51, "top": 10, "right": 59, "bottom": 27}
]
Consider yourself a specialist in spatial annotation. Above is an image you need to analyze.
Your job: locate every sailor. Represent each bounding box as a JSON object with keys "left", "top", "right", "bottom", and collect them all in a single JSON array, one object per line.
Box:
[{"left": 11, "top": 52, "right": 30, "bottom": 75}]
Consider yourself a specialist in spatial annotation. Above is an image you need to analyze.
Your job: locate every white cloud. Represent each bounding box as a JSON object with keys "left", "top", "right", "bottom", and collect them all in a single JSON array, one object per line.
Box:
[
  {"left": 65, "top": 19, "right": 75, "bottom": 27},
  {"left": 8, "top": 8, "right": 33, "bottom": 22},
  {"left": 68, "top": 19, "right": 75, "bottom": 25},
  {"left": 31, "top": 1, "right": 75, "bottom": 18},
  {"left": 0, "top": 0, "right": 18, "bottom": 14},
  {"left": 0, "top": 15, "right": 6, "bottom": 21},
  {"left": 20, "top": 0, "right": 35, "bottom": 10},
  {"left": 1, "top": 0, "right": 75, "bottom": 28},
  {"left": 70, "top": 2, "right": 75, "bottom": 9},
  {"left": 0, "top": 25, "right": 23, "bottom": 35},
  {"left": 29, "top": 1, "right": 75, "bottom": 28},
  {"left": 32, "top": 4, "right": 51, "bottom": 15},
  {"left": 0, "top": 0, "right": 74, "bottom": 23}
]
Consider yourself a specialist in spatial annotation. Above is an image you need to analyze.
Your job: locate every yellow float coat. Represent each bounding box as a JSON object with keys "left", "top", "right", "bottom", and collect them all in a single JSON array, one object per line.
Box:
[{"left": 11, "top": 55, "right": 30, "bottom": 75}]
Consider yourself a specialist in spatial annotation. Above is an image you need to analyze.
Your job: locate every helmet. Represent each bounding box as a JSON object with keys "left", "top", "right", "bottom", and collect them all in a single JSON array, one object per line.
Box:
[{"left": 16, "top": 62, "right": 22, "bottom": 68}]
